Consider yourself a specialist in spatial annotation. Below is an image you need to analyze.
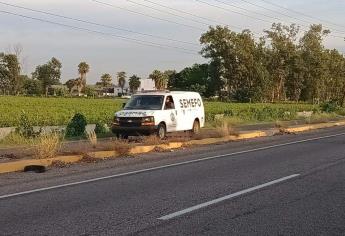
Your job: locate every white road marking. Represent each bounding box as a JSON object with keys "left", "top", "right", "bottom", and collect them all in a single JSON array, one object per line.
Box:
[
  {"left": 158, "top": 174, "right": 300, "bottom": 220},
  {"left": 0, "top": 132, "right": 344, "bottom": 200}
]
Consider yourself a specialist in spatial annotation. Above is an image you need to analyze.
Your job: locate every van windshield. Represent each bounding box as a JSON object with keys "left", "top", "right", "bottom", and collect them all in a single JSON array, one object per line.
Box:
[{"left": 124, "top": 95, "right": 164, "bottom": 110}]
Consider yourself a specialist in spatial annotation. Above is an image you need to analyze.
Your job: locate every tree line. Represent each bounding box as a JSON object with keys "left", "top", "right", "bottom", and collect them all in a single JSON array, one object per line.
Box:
[
  {"left": 168, "top": 23, "right": 345, "bottom": 105},
  {"left": 1, "top": 22, "right": 344, "bottom": 104},
  {"left": 0, "top": 55, "right": 143, "bottom": 96}
]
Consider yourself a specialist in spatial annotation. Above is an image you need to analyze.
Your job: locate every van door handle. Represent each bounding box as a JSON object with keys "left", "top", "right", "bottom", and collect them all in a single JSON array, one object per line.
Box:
[{"left": 175, "top": 110, "right": 177, "bottom": 115}]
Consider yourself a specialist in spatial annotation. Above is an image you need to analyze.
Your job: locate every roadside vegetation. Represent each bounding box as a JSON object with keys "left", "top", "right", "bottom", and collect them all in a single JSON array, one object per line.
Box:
[
  {"left": 1, "top": 22, "right": 345, "bottom": 162},
  {"left": 0, "top": 96, "right": 320, "bottom": 128}
]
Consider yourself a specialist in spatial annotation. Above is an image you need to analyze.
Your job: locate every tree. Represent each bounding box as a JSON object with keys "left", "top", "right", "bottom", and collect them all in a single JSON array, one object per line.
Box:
[
  {"left": 85, "top": 86, "right": 97, "bottom": 98},
  {"left": 6, "top": 43, "right": 28, "bottom": 73},
  {"left": 23, "top": 78, "right": 42, "bottom": 95},
  {"left": 264, "top": 23, "right": 301, "bottom": 101},
  {"left": 323, "top": 49, "right": 345, "bottom": 105},
  {"left": 65, "top": 79, "right": 76, "bottom": 92},
  {"left": 169, "top": 64, "right": 209, "bottom": 96},
  {"left": 0, "top": 53, "right": 22, "bottom": 95},
  {"left": 117, "top": 71, "right": 126, "bottom": 95},
  {"left": 0, "top": 53, "right": 11, "bottom": 94},
  {"left": 149, "top": 70, "right": 169, "bottom": 90},
  {"left": 299, "top": 24, "right": 330, "bottom": 103},
  {"left": 129, "top": 75, "right": 141, "bottom": 93},
  {"left": 32, "top": 57, "right": 62, "bottom": 96},
  {"left": 100, "top": 73, "right": 112, "bottom": 87},
  {"left": 78, "top": 62, "right": 89, "bottom": 93},
  {"left": 200, "top": 26, "right": 270, "bottom": 102}
]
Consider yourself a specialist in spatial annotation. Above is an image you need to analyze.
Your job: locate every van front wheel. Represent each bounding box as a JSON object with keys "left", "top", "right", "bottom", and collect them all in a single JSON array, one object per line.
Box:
[
  {"left": 157, "top": 123, "right": 166, "bottom": 139},
  {"left": 192, "top": 120, "right": 200, "bottom": 135}
]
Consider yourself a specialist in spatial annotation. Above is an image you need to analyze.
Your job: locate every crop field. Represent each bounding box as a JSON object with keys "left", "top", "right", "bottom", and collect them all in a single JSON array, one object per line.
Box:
[{"left": 0, "top": 96, "right": 318, "bottom": 127}]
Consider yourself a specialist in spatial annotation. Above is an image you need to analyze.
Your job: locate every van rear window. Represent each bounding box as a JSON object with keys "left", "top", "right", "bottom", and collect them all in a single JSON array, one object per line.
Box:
[{"left": 124, "top": 95, "right": 164, "bottom": 110}]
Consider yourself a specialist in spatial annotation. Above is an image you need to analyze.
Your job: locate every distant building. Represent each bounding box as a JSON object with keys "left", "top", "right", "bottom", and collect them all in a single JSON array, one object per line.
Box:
[
  {"left": 139, "top": 79, "right": 156, "bottom": 92},
  {"left": 102, "top": 86, "right": 129, "bottom": 97}
]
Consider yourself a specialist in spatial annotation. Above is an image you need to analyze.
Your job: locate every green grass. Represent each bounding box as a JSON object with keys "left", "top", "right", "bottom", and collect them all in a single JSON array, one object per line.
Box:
[
  {"left": 0, "top": 96, "right": 125, "bottom": 127},
  {"left": 0, "top": 96, "right": 319, "bottom": 128},
  {"left": 204, "top": 102, "right": 318, "bottom": 122}
]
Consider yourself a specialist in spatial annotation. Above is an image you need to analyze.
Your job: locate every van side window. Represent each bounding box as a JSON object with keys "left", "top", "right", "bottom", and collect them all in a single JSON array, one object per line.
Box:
[{"left": 164, "top": 96, "right": 175, "bottom": 110}]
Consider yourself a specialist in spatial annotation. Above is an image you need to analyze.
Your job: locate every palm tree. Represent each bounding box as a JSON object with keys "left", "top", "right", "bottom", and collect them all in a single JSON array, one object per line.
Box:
[
  {"left": 129, "top": 75, "right": 141, "bottom": 93},
  {"left": 117, "top": 71, "right": 126, "bottom": 95},
  {"left": 149, "top": 70, "right": 168, "bottom": 90},
  {"left": 78, "top": 62, "right": 90, "bottom": 93}
]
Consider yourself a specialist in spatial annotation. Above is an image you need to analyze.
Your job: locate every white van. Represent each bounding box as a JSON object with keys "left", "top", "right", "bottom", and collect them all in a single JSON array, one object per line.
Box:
[{"left": 112, "top": 91, "right": 205, "bottom": 139}]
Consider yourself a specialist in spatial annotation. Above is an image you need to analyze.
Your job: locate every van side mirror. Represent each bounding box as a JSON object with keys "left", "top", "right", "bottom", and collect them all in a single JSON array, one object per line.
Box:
[{"left": 122, "top": 103, "right": 126, "bottom": 108}]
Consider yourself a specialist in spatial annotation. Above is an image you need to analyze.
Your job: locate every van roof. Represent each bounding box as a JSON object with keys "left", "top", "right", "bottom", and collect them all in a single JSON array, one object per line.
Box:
[{"left": 136, "top": 91, "right": 200, "bottom": 96}]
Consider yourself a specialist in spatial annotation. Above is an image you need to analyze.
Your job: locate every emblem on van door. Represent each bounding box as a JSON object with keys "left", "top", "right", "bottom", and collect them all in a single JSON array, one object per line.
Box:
[{"left": 170, "top": 112, "right": 175, "bottom": 122}]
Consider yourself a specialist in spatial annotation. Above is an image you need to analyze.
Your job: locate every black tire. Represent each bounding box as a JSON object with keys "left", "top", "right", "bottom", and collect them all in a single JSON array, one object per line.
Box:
[
  {"left": 156, "top": 123, "right": 167, "bottom": 139},
  {"left": 191, "top": 119, "right": 200, "bottom": 135}
]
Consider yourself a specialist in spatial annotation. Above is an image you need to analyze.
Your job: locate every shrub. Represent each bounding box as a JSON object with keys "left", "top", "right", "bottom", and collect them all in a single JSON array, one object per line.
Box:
[
  {"left": 94, "top": 121, "right": 108, "bottom": 134},
  {"left": 320, "top": 101, "right": 340, "bottom": 113},
  {"left": 15, "top": 111, "right": 36, "bottom": 138},
  {"left": 65, "top": 113, "right": 87, "bottom": 137}
]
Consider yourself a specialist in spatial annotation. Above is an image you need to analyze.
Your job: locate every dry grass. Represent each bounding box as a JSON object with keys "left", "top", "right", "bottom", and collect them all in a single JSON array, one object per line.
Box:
[
  {"left": 86, "top": 130, "right": 98, "bottom": 148},
  {"left": 0, "top": 132, "right": 34, "bottom": 146},
  {"left": 189, "top": 119, "right": 240, "bottom": 140},
  {"left": 113, "top": 138, "right": 133, "bottom": 157},
  {"left": 0, "top": 153, "right": 19, "bottom": 160},
  {"left": 275, "top": 120, "right": 289, "bottom": 128},
  {"left": 80, "top": 153, "right": 102, "bottom": 163},
  {"left": 153, "top": 146, "right": 169, "bottom": 152},
  {"left": 214, "top": 120, "right": 239, "bottom": 138},
  {"left": 141, "top": 135, "right": 167, "bottom": 146},
  {"left": 305, "top": 112, "right": 337, "bottom": 124},
  {"left": 34, "top": 132, "right": 61, "bottom": 159},
  {"left": 169, "top": 136, "right": 192, "bottom": 142},
  {"left": 50, "top": 160, "right": 71, "bottom": 168}
]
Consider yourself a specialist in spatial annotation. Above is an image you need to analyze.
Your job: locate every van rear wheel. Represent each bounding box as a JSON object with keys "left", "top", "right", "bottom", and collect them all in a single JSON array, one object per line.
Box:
[
  {"left": 192, "top": 120, "right": 200, "bottom": 135},
  {"left": 157, "top": 123, "right": 166, "bottom": 139}
]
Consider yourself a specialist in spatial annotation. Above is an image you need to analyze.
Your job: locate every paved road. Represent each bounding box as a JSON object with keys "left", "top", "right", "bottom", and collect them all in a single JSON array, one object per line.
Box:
[{"left": 1, "top": 127, "right": 345, "bottom": 235}]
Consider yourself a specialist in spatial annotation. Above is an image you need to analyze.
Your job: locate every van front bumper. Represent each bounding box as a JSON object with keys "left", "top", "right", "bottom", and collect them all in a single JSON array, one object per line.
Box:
[{"left": 111, "top": 124, "right": 158, "bottom": 136}]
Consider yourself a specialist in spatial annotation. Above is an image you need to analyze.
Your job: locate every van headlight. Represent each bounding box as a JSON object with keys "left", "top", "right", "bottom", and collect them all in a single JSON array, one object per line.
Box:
[{"left": 141, "top": 116, "right": 155, "bottom": 126}]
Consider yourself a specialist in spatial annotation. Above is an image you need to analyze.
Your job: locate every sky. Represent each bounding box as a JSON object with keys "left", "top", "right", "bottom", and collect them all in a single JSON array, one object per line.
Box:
[{"left": 1, "top": 0, "right": 344, "bottom": 84}]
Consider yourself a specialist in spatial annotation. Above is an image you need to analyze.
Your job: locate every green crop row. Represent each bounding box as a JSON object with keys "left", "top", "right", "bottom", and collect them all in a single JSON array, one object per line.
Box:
[
  {"left": 0, "top": 96, "right": 318, "bottom": 127},
  {"left": 204, "top": 102, "right": 318, "bottom": 122}
]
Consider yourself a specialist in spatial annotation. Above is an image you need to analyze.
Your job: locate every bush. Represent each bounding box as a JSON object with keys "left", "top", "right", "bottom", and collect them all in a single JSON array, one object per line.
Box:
[
  {"left": 65, "top": 113, "right": 87, "bottom": 137},
  {"left": 15, "top": 111, "right": 37, "bottom": 138},
  {"left": 94, "top": 121, "right": 109, "bottom": 134},
  {"left": 321, "top": 101, "right": 340, "bottom": 113}
]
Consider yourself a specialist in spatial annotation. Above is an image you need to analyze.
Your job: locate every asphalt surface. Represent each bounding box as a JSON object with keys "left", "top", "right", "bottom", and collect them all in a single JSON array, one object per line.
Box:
[{"left": 1, "top": 126, "right": 345, "bottom": 235}]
